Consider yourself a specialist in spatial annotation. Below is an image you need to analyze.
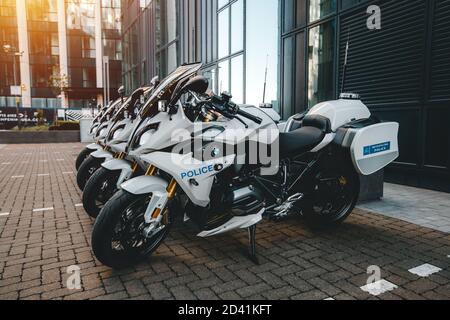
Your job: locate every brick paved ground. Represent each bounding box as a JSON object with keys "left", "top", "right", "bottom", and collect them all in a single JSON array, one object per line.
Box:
[{"left": 0, "top": 143, "right": 449, "bottom": 300}]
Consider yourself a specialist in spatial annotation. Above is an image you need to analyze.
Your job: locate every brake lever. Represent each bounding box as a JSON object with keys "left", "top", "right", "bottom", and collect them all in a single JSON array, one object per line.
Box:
[{"left": 233, "top": 115, "right": 249, "bottom": 129}]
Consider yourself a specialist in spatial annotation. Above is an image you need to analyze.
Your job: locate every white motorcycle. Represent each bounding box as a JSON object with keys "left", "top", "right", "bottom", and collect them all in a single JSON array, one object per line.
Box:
[
  {"left": 82, "top": 64, "right": 207, "bottom": 218},
  {"left": 75, "top": 97, "right": 123, "bottom": 171},
  {"left": 76, "top": 83, "right": 157, "bottom": 190},
  {"left": 92, "top": 76, "right": 399, "bottom": 269}
]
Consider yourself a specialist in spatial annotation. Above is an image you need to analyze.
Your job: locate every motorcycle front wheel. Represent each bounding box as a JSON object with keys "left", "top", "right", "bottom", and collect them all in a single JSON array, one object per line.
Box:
[
  {"left": 75, "top": 147, "right": 94, "bottom": 171},
  {"left": 76, "top": 155, "right": 104, "bottom": 190},
  {"left": 92, "top": 190, "right": 171, "bottom": 269},
  {"left": 303, "top": 165, "right": 360, "bottom": 227},
  {"left": 82, "top": 167, "right": 121, "bottom": 218}
]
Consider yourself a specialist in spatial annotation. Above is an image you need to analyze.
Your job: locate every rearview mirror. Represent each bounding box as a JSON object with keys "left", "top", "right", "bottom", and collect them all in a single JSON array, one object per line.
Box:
[{"left": 150, "top": 76, "right": 160, "bottom": 87}]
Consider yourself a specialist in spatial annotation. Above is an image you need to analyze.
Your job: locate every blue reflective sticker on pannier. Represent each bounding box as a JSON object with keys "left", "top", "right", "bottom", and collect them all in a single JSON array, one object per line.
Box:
[{"left": 363, "top": 142, "right": 391, "bottom": 156}]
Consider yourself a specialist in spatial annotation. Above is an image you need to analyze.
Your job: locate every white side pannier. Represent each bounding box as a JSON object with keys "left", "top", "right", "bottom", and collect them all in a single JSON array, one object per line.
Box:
[{"left": 345, "top": 122, "right": 400, "bottom": 176}]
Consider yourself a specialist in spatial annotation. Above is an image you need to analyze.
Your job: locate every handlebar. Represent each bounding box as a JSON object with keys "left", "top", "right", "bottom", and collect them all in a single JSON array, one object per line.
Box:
[{"left": 236, "top": 108, "right": 263, "bottom": 125}]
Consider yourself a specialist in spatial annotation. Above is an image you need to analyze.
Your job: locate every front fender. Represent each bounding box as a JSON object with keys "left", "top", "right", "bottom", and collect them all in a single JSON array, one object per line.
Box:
[
  {"left": 121, "top": 175, "right": 168, "bottom": 196},
  {"left": 102, "top": 159, "right": 133, "bottom": 189},
  {"left": 91, "top": 150, "right": 113, "bottom": 160},
  {"left": 102, "top": 159, "right": 131, "bottom": 171},
  {"left": 87, "top": 143, "right": 101, "bottom": 151}
]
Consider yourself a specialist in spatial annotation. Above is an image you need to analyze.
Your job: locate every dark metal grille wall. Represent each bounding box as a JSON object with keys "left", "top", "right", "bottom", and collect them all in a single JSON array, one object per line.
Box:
[{"left": 337, "top": 0, "right": 450, "bottom": 192}]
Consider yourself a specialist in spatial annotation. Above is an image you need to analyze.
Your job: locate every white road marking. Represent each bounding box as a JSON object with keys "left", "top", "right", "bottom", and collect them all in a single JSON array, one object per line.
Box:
[
  {"left": 360, "top": 280, "right": 398, "bottom": 296},
  {"left": 11, "top": 175, "right": 25, "bottom": 179},
  {"left": 37, "top": 173, "right": 50, "bottom": 177},
  {"left": 75, "top": 204, "right": 83, "bottom": 207},
  {"left": 32, "top": 207, "right": 54, "bottom": 213},
  {"left": 63, "top": 171, "right": 74, "bottom": 175},
  {"left": 56, "top": 159, "right": 65, "bottom": 162},
  {"left": 408, "top": 264, "right": 442, "bottom": 277},
  {"left": 1, "top": 162, "right": 11, "bottom": 165},
  {"left": 0, "top": 212, "right": 10, "bottom": 217}
]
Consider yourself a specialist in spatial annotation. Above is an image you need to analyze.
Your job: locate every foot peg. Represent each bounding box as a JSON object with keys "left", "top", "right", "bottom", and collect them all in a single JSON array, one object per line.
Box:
[{"left": 271, "top": 193, "right": 304, "bottom": 221}]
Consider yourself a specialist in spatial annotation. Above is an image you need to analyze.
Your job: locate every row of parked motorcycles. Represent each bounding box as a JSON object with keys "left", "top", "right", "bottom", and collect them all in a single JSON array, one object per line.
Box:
[{"left": 76, "top": 62, "right": 399, "bottom": 269}]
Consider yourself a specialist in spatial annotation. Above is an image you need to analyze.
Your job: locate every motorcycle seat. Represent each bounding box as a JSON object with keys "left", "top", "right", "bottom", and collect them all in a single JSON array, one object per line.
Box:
[{"left": 279, "top": 126, "right": 325, "bottom": 158}]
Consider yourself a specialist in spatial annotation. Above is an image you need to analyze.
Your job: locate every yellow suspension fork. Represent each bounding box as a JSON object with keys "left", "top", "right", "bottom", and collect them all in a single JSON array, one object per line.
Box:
[
  {"left": 113, "top": 152, "right": 126, "bottom": 159},
  {"left": 150, "top": 173, "right": 178, "bottom": 221}
]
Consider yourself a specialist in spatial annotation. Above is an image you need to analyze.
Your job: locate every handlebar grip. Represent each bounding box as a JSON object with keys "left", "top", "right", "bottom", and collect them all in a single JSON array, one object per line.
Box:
[{"left": 237, "top": 109, "right": 263, "bottom": 125}]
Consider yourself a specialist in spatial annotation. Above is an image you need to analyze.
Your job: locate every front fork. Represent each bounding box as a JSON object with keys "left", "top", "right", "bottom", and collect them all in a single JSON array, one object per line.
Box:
[{"left": 142, "top": 165, "right": 178, "bottom": 237}]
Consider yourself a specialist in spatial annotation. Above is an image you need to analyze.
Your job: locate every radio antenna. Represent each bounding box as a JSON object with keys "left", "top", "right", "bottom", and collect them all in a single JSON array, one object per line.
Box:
[
  {"left": 340, "top": 30, "right": 350, "bottom": 95},
  {"left": 262, "top": 54, "right": 269, "bottom": 104}
]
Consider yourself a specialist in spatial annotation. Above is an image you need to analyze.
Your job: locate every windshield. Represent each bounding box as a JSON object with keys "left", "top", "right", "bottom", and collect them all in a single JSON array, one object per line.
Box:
[
  {"left": 100, "top": 99, "right": 123, "bottom": 123},
  {"left": 139, "top": 62, "right": 202, "bottom": 118}
]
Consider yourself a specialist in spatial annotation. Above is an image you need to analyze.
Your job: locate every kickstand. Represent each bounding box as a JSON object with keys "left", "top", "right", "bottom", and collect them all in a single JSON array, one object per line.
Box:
[{"left": 246, "top": 224, "right": 259, "bottom": 265}]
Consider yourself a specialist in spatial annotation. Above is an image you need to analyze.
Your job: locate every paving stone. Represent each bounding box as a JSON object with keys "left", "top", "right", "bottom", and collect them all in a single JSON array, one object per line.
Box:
[{"left": 0, "top": 143, "right": 449, "bottom": 300}]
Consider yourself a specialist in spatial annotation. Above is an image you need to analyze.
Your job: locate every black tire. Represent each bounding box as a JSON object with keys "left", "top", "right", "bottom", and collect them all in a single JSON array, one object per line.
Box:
[
  {"left": 75, "top": 148, "right": 94, "bottom": 171},
  {"left": 82, "top": 167, "right": 121, "bottom": 219},
  {"left": 76, "top": 155, "right": 104, "bottom": 191},
  {"left": 303, "top": 165, "right": 360, "bottom": 228},
  {"left": 92, "top": 190, "right": 171, "bottom": 269}
]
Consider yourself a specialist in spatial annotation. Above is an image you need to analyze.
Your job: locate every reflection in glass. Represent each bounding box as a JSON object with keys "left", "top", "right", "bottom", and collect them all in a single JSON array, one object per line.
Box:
[
  {"left": 231, "top": 0, "right": 243, "bottom": 54},
  {"left": 308, "top": 21, "right": 335, "bottom": 107},
  {"left": 309, "top": 0, "right": 336, "bottom": 22},
  {"left": 218, "top": 60, "right": 229, "bottom": 94},
  {"left": 246, "top": 0, "right": 279, "bottom": 108},
  {"left": 231, "top": 55, "right": 244, "bottom": 103},
  {"left": 218, "top": 7, "right": 229, "bottom": 59}
]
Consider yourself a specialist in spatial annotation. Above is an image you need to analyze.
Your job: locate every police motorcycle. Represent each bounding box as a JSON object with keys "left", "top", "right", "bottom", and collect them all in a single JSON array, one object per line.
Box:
[
  {"left": 82, "top": 63, "right": 208, "bottom": 218},
  {"left": 90, "top": 71, "right": 399, "bottom": 268},
  {"left": 76, "top": 83, "right": 157, "bottom": 191},
  {"left": 75, "top": 96, "right": 124, "bottom": 171}
]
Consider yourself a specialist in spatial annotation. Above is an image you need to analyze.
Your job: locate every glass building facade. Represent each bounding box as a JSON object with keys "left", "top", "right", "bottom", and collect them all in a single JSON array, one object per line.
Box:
[
  {"left": 0, "top": 0, "right": 122, "bottom": 109},
  {"left": 0, "top": 0, "right": 20, "bottom": 107}
]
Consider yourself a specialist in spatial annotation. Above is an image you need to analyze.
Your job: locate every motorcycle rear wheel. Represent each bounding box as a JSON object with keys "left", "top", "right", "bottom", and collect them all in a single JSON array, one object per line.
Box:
[
  {"left": 75, "top": 147, "right": 94, "bottom": 171},
  {"left": 76, "top": 155, "right": 104, "bottom": 191},
  {"left": 303, "top": 165, "right": 360, "bottom": 227},
  {"left": 83, "top": 167, "right": 121, "bottom": 218},
  {"left": 92, "top": 190, "right": 171, "bottom": 269}
]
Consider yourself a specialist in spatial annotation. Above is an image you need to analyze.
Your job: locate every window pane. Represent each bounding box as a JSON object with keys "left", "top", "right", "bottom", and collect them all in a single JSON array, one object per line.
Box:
[
  {"left": 218, "top": 60, "right": 229, "bottom": 94},
  {"left": 203, "top": 67, "right": 217, "bottom": 92},
  {"left": 309, "top": 0, "right": 336, "bottom": 22},
  {"left": 218, "top": 0, "right": 228, "bottom": 9},
  {"left": 231, "top": 55, "right": 243, "bottom": 103},
  {"left": 218, "top": 7, "right": 229, "bottom": 59},
  {"left": 283, "top": 0, "right": 294, "bottom": 33},
  {"left": 246, "top": 0, "right": 279, "bottom": 108},
  {"left": 231, "top": 0, "right": 243, "bottom": 53},
  {"left": 167, "top": 43, "right": 178, "bottom": 74},
  {"left": 308, "top": 20, "right": 335, "bottom": 107}
]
